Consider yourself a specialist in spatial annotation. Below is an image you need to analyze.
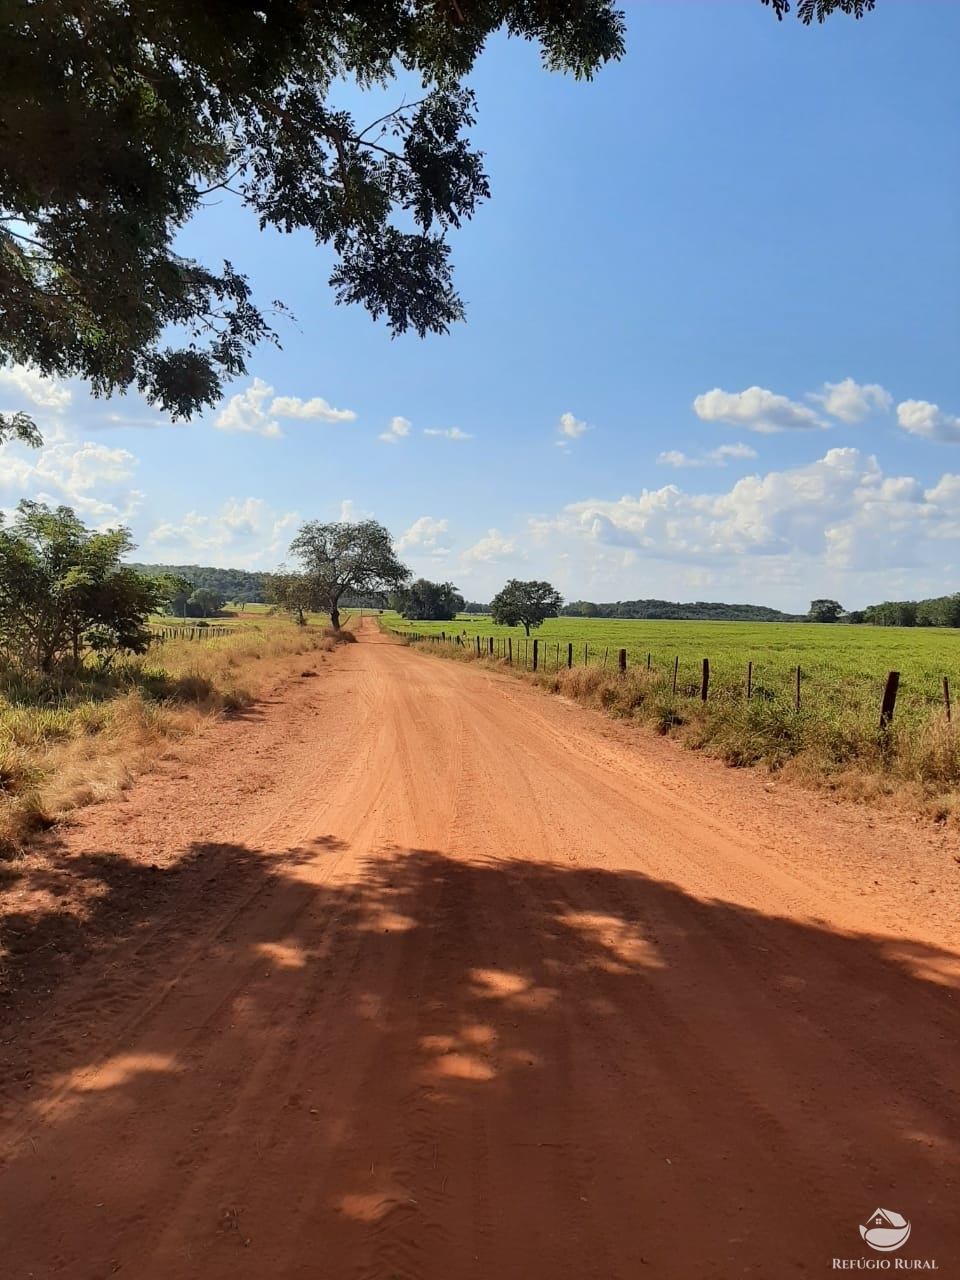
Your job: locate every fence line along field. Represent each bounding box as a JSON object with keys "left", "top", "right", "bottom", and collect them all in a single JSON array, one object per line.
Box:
[{"left": 383, "top": 612, "right": 960, "bottom": 812}]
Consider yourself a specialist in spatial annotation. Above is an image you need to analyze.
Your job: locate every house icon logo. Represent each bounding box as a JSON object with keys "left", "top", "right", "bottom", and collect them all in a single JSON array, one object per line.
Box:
[{"left": 860, "top": 1208, "right": 912, "bottom": 1252}]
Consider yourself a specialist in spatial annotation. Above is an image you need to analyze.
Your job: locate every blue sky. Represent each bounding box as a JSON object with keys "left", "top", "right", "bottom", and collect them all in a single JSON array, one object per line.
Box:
[{"left": 2, "top": 1, "right": 959, "bottom": 610}]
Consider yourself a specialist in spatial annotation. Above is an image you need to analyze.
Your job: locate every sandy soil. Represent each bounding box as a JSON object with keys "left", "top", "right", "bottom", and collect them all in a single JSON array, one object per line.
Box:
[{"left": 1, "top": 618, "right": 958, "bottom": 1278}]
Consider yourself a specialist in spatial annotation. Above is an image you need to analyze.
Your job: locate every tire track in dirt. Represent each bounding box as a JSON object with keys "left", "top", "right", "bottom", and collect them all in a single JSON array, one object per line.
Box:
[{"left": 0, "top": 619, "right": 958, "bottom": 1278}]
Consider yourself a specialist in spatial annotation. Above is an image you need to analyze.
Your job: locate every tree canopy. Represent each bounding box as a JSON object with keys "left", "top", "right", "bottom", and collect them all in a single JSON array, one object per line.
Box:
[
  {"left": 808, "top": 599, "right": 843, "bottom": 623},
  {"left": 490, "top": 579, "right": 562, "bottom": 635},
  {"left": 0, "top": 501, "right": 168, "bottom": 671},
  {"left": 266, "top": 570, "right": 322, "bottom": 627},
  {"left": 289, "top": 519, "right": 409, "bottom": 629},
  {"left": 396, "top": 579, "right": 464, "bottom": 622},
  {"left": 0, "top": 0, "right": 624, "bottom": 424},
  {"left": 0, "top": 0, "right": 873, "bottom": 427}
]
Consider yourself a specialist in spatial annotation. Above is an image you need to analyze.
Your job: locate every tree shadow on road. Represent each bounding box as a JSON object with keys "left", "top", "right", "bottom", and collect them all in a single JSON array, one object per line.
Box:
[{"left": 1, "top": 841, "right": 958, "bottom": 1277}]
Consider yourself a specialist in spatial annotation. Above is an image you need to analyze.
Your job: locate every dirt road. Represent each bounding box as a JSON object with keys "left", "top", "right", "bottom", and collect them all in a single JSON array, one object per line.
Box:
[{"left": 1, "top": 619, "right": 958, "bottom": 1278}]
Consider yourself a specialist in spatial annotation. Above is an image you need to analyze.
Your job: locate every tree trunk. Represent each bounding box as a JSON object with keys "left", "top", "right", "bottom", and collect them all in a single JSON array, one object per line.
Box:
[
  {"left": 523, "top": 621, "right": 530, "bottom": 636},
  {"left": 329, "top": 605, "right": 341, "bottom": 631}
]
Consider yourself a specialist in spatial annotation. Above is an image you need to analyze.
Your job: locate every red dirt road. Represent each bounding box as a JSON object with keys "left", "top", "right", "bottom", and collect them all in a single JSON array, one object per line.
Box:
[{"left": 1, "top": 619, "right": 959, "bottom": 1278}]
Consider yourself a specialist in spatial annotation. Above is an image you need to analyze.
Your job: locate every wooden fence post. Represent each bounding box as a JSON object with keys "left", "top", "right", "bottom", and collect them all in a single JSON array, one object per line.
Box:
[
  {"left": 584, "top": 644, "right": 588, "bottom": 666},
  {"left": 943, "top": 675, "right": 951, "bottom": 723},
  {"left": 532, "top": 638, "right": 539, "bottom": 672},
  {"left": 475, "top": 636, "right": 481, "bottom": 657},
  {"left": 489, "top": 636, "right": 494, "bottom": 656},
  {"left": 795, "top": 665, "right": 801, "bottom": 712},
  {"left": 602, "top": 647, "right": 609, "bottom": 669},
  {"left": 747, "top": 661, "right": 753, "bottom": 701},
  {"left": 672, "top": 655, "right": 679, "bottom": 696},
  {"left": 618, "top": 648, "right": 627, "bottom": 676},
  {"left": 567, "top": 642, "right": 573, "bottom": 669},
  {"left": 879, "top": 671, "right": 900, "bottom": 730},
  {"left": 647, "top": 653, "right": 651, "bottom": 670},
  {"left": 508, "top": 636, "right": 512, "bottom": 666},
  {"left": 701, "top": 658, "right": 709, "bottom": 702},
  {"left": 556, "top": 643, "right": 560, "bottom": 670}
]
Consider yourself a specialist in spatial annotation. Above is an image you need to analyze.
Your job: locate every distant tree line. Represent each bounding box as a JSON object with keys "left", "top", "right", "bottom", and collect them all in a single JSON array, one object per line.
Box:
[
  {"left": 560, "top": 599, "right": 804, "bottom": 622},
  {"left": 128, "top": 564, "right": 268, "bottom": 606},
  {"left": 848, "top": 594, "right": 960, "bottom": 628}
]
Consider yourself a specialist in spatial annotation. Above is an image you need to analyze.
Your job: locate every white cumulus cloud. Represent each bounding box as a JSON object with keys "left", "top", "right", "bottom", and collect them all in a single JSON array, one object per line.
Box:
[
  {"left": 694, "top": 386, "right": 827, "bottom": 434},
  {"left": 379, "top": 415, "right": 412, "bottom": 445},
  {"left": 0, "top": 364, "right": 72, "bottom": 412},
  {"left": 397, "top": 516, "right": 449, "bottom": 551},
  {"left": 808, "top": 377, "right": 892, "bottom": 423},
  {"left": 556, "top": 411, "right": 589, "bottom": 445},
  {"left": 424, "top": 427, "right": 472, "bottom": 440},
  {"left": 658, "top": 450, "right": 704, "bottom": 468},
  {"left": 214, "top": 378, "right": 282, "bottom": 438},
  {"left": 147, "top": 498, "right": 300, "bottom": 567},
  {"left": 896, "top": 399, "right": 960, "bottom": 443},
  {"left": 534, "top": 448, "right": 957, "bottom": 589},
  {"left": 269, "top": 394, "right": 355, "bottom": 422},
  {"left": 214, "top": 378, "right": 357, "bottom": 438},
  {"left": 0, "top": 432, "right": 141, "bottom": 523},
  {"left": 658, "top": 443, "right": 758, "bottom": 469},
  {"left": 460, "top": 528, "right": 518, "bottom": 565}
]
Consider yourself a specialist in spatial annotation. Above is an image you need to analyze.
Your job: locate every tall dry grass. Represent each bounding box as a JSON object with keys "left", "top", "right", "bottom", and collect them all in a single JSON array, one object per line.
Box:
[{"left": 0, "top": 620, "right": 339, "bottom": 857}]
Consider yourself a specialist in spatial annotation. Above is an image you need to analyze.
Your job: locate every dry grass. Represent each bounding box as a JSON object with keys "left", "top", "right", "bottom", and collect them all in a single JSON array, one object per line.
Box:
[
  {"left": 0, "top": 618, "right": 339, "bottom": 858},
  {"left": 403, "top": 635, "right": 960, "bottom": 822}
]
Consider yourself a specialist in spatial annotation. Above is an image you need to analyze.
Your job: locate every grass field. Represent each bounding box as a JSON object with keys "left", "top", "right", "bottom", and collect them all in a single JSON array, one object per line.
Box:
[
  {"left": 0, "top": 609, "right": 349, "bottom": 857},
  {"left": 383, "top": 612, "right": 960, "bottom": 812}
]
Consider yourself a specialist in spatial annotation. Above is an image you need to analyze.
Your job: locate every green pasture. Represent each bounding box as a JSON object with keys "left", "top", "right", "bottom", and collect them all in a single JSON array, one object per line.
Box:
[{"left": 383, "top": 612, "right": 960, "bottom": 722}]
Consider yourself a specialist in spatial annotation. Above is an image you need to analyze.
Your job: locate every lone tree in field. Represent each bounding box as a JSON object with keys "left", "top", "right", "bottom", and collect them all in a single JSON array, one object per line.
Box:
[
  {"left": 808, "top": 598, "right": 844, "bottom": 623},
  {"left": 490, "top": 580, "right": 562, "bottom": 636},
  {"left": 397, "top": 579, "right": 465, "bottom": 622},
  {"left": 0, "top": 0, "right": 873, "bottom": 434},
  {"left": 289, "top": 520, "right": 410, "bottom": 631},
  {"left": 266, "top": 570, "right": 322, "bottom": 627},
  {"left": 0, "top": 502, "right": 169, "bottom": 672}
]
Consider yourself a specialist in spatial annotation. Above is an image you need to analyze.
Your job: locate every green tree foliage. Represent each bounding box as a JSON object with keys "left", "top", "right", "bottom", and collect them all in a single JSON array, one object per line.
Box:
[
  {"left": 0, "top": 411, "right": 43, "bottom": 448},
  {"left": 128, "top": 563, "right": 269, "bottom": 605},
  {"left": 397, "top": 579, "right": 464, "bottom": 621},
  {"left": 266, "top": 571, "right": 323, "bottom": 627},
  {"left": 859, "top": 596, "right": 960, "bottom": 628},
  {"left": 0, "top": 0, "right": 871, "bottom": 434},
  {"left": 0, "top": 1, "right": 626, "bottom": 429},
  {"left": 916, "top": 595, "right": 960, "bottom": 628},
  {"left": 0, "top": 502, "right": 165, "bottom": 671},
  {"left": 808, "top": 598, "right": 844, "bottom": 623},
  {"left": 761, "top": 0, "right": 874, "bottom": 20},
  {"left": 862, "top": 601, "right": 918, "bottom": 627},
  {"left": 289, "top": 520, "right": 410, "bottom": 630},
  {"left": 186, "top": 586, "right": 225, "bottom": 618},
  {"left": 490, "top": 579, "right": 562, "bottom": 636}
]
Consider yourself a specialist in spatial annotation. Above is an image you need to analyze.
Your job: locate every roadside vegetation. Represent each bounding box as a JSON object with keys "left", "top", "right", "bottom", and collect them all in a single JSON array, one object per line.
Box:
[
  {"left": 0, "top": 508, "right": 356, "bottom": 872},
  {"left": 385, "top": 612, "right": 960, "bottom": 820},
  {"left": 0, "top": 608, "right": 344, "bottom": 859},
  {"left": 0, "top": 501, "right": 402, "bottom": 861}
]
